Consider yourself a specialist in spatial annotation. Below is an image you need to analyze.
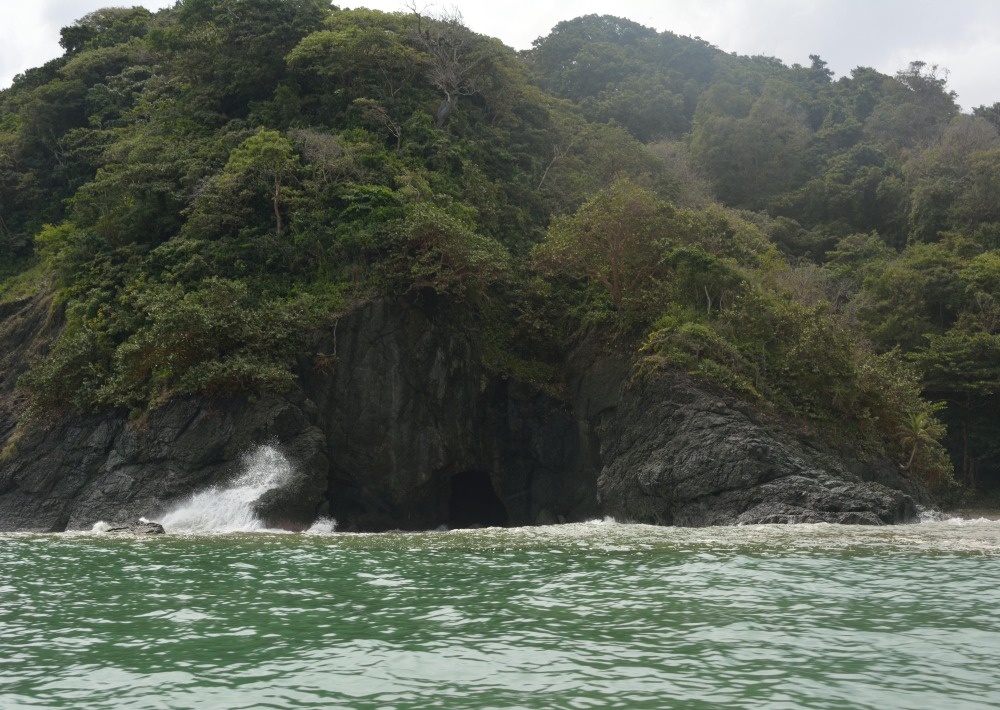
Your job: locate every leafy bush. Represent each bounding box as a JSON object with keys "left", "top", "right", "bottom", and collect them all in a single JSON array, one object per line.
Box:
[
  {"left": 641, "top": 287, "right": 954, "bottom": 488},
  {"left": 381, "top": 203, "right": 511, "bottom": 302},
  {"left": 23, "top": 278, "right": 322, "bottom": 412}
]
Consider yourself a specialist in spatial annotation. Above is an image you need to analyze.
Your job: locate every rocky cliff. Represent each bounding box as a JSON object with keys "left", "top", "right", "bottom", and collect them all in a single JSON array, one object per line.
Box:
[
  {"left": 596, "top": 376, "right": 930, "bottom": 525},
  {"left": 0, "top": 294, "right": 930, "bottom": 532}
]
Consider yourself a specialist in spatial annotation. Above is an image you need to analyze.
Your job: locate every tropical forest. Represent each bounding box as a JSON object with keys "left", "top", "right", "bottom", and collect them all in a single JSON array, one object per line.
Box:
[{"left": 2, "top": 0, "right": 1000, "bottom": 506}]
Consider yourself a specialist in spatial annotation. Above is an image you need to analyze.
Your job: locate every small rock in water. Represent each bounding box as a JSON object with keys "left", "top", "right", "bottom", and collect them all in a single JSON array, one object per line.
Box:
[{"left": 104, "top": 520, "right": 166, "bottom": 534}]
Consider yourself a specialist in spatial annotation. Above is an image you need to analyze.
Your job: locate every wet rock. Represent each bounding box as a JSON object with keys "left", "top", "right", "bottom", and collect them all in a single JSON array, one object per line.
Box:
[
  {"left": 0, "top": 291, "right": 933, "bottom": 532},
  {"left": 0, "top": 296, "right": 586, "bottom": 532},
  {"left": 305, "top": 296, "right": 588, "bottom": 530},
  {"left": 104, "top": 521, "right": 166, "bottom": 534},
  {"left": 0, "top": 392, "right": 329, "bottom": 532},
  {"left": 596, "top": 375, "right": 930, "bottom": 526}
]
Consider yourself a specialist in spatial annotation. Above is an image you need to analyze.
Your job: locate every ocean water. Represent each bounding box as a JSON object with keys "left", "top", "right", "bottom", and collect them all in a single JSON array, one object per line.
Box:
[{"left": 1, "top": 450, "right": 999, "bottom": 709}]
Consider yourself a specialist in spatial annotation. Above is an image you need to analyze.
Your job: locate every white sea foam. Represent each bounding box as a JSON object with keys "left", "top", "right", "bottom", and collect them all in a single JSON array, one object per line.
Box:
[
  {"left": 305, "top": 517, "right": 337, "bottom": 535},
  {"left": 916, "top": 505, "right": 1000, "bottom": 525},
  {"left": 585, "top": 516, "right": 619, "bottom": 525},
  {"left": 158, "top": 445, "right": 294, "bottom": 534},
  {"left": 943, "top": 515, "right": 1000, "bottom": 526},
  {"left": 917, "top": 507, "right": 951, "bottom": 523}
]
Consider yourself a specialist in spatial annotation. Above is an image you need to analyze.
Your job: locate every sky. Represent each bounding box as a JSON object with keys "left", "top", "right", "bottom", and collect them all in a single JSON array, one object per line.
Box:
[{"left": 1, "top": 0, "right": 998, "bottom": 110}]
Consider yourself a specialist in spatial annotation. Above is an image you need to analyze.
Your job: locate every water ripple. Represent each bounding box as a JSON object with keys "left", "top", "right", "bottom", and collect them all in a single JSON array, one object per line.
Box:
[{"left": 1, "top": 521, "right": 999, "bottom": 708}]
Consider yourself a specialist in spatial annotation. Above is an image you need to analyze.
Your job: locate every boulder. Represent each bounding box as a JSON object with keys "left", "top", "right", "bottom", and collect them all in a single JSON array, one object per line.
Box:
[
  {"left": 103, "top": 520, "right": 166, "bottom": 534},
  {"left": 596, "top": 375, "right": 930, "bottom": 526},
  {"left": 0, "top": 393, "right": 329, "bottom": 532}
]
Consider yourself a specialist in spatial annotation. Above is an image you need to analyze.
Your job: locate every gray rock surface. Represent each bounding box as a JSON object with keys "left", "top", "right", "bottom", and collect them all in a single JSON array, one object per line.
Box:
[
  {"left": 596, "top": 375, "right": 930, "bottom": 525},
  {"left": 104, "top": 521, "right": 166, "bottom": 534},
  {"left": 303, "top": 297, "right": 591, "bottom": 530},
  {"left": 0, "top": 295, "right": 588, "bottom": 532},
  {"left": 0, "top": 292, "right": 932, "bottom": 532},
  {"left": 0, "top": 393, "right": 329, "bottom": 532}
]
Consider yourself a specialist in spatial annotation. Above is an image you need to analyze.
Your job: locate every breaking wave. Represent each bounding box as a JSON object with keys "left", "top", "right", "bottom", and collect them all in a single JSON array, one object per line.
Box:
[{"left": 159, "top": 445, "right": 295, "bottom": 533}]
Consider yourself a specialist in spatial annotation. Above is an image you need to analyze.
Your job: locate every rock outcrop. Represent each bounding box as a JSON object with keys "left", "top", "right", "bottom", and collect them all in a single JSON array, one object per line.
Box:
[
  {"left": 596, "top": 376, "right": 931, "bottom": 526},
  {"left": 102, "top": 520, "right": 166, "bottom": 534},
  {"left": 0, "top": 296, "right": 590, "bottom": 532},
  {"left": 302, "top": 296, "right": 593, "bottom": 530},
  {"left": 0, "top": 392, "right": 329, "bottom": 532},
  {"left": 0, "top": 293, "right": 931, "bottom": 532}
]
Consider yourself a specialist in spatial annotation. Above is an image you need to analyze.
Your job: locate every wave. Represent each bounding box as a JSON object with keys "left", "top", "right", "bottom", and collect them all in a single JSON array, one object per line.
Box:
[{"left": 158, "top": 445, "right": 296, "bottom": 534}]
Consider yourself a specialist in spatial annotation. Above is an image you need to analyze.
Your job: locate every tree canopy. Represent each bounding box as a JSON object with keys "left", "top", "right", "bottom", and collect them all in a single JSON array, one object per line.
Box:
[{"left": 4, "top": 0, "right": 999, "bottom": 496}]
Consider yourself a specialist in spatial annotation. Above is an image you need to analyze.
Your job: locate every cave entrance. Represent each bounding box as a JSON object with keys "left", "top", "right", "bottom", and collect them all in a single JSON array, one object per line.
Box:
[{"left": 448, "top": 471, "right": 508, "bottom": 529}]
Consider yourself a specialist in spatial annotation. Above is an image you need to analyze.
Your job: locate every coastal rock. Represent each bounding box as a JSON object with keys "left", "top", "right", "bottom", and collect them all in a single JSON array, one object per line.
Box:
[
  {"left": 0, "top": 296, "right": 589, "bottom": 532},
  {"left": 103, "top": 521, "right": 166, "bottom": 534},
  {"left": 304, "top": 296, "right": 590, "bottom": 530},
  {"left": 0, "top": 391, "right": 329, "bottom": 532},
  {"left": 596, "top": 375, "right": 930, "bottom": 525},
  {"left": 0, "top": 293, "right": 932, "bottom": 532}
]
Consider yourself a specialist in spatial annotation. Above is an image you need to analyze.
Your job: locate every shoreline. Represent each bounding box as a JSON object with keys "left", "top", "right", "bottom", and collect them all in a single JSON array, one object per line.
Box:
[{"left": 942, "top": 509, "right": 1000, "bottom": 521}]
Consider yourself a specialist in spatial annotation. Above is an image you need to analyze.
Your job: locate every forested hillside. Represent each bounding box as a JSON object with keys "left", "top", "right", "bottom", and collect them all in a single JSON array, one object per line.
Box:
[{"left": 2, "top": 2, "right": 998, "bottom": 500}]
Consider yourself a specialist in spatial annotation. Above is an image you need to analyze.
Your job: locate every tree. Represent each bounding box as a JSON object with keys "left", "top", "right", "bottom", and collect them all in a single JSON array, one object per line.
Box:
[
  {"left": 68, "top": 122, "right": 202, "bottom": 246},
  {"left": 972, "top": 102, "right": 1000, "bottom": 132},
  {"left": 534, "top": 177, "right": 671, "bottom": 313},
  {"left": 407, "top": 6, "right": 491, "bottom": 127},
  {"left": 164, "top": 0, "right": 331, "bottom": 118},
  {"left": 383, "top": 203, "right": 511, "bottom": 302},
  {"left": 186, "top": 128, "right": 300, "bottom": 240},
  {"left": 528, "top": 15, "right": 656, "bottom": 103},
  {"left": 855, "top": 237, "right": 974, "bottom": 350},
  {"left": 59, "top": 7, "right": 153, "bottom": 54},
  {"left": 909, "top": 331, "right": 1000, "bottom": 487},
  {"left": 690, "top": 89, "right": 813, "bottom": 209},
  {"left": 286, "top": 10, "right": 424, "bottom": 116},
  {"left": 527, "top": 14, "right": 716, "bottom": 140},
  {"left": 772, "top": 143, "right": 908, "bottom": 248},
  {"left": 863, "top": 61, "right": 959, "bottom": 154},
  {"left": 534, "top": 115, "right": 661, "bottom": 214},
  {"left": 897, "top": 409, "right": 946, "bottom": 471},
  {"left": 902, "top": 116, "right": 1000, "bottom": 242}
]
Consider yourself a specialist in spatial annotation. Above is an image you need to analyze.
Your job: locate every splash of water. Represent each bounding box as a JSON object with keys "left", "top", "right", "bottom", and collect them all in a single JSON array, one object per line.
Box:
[
  {"left": 158, "top": 445, "right": 295, "bottom": 533},
  {"left": 917, "top": 506, "right": 946, "bottom": 523},
  {"left": 305, "top": 517, "right": 337, "bottom": 535}
]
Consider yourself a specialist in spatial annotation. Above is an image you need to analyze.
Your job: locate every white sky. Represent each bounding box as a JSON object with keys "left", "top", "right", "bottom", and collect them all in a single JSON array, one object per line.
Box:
[{"left": 1, "top": 0, "right": 998, "bottom": 110}]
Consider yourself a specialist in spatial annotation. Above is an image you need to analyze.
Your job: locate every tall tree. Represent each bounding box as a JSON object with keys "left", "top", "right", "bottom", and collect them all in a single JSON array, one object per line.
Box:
[{"left": 534, "top": 177, "right": 670, "bottom": 313}]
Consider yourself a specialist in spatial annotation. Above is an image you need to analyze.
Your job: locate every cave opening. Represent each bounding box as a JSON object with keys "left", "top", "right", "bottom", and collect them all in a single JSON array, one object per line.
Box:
[{"left": 448, "top": 470, "right": 508, "bottom": 529}]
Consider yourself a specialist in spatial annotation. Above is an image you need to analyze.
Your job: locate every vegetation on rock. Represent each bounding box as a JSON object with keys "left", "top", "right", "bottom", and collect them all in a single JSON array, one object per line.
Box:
[{"left": 4, "top": 2, "right": 999, "bottom": 496}]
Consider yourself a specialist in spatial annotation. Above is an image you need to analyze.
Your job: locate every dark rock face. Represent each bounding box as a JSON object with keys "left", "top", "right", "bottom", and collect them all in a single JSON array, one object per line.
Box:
[
  {"left": 104, "top": 521, "right": 166, "bottom": 534},
  {"left": 305, "top": 297, "right": 591, "bottom": 530},
  {"left": 309, "top": 297, "right": 484, "bottom": 530},
  {"left": 0, "top": 393, "right": 329, "bottom": 532},
  {"left": 596, "top": 376, "right": 931, "bottom": 526},
  {"left": 0, "top": 296, "right": 588, "bottom": 532},
  {"left": 0, "top": 293, "right": 932, "bottom": 532},
  {"left": 0, "top": 289, "right": 330, "bottom": 532}
]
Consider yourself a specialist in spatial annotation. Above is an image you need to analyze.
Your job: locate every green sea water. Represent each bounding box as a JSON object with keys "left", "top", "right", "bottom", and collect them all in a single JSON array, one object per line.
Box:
[{"left": 2, "top": 520, "right": 999, "bottom": 710}]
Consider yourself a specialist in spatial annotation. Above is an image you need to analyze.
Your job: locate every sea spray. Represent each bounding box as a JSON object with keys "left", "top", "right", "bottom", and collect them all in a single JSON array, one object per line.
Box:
[
  {"left": 305, "top": 517, "right": 337, "bottom": 534},
  {"left": 159, "top": 445, "right": 295, "bottom": 533}
]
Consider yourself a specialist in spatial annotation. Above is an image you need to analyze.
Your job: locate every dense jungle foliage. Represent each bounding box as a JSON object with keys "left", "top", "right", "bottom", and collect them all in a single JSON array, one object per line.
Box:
[{"left": 2, "top": 1, "right": 999, "bottom": 498}]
